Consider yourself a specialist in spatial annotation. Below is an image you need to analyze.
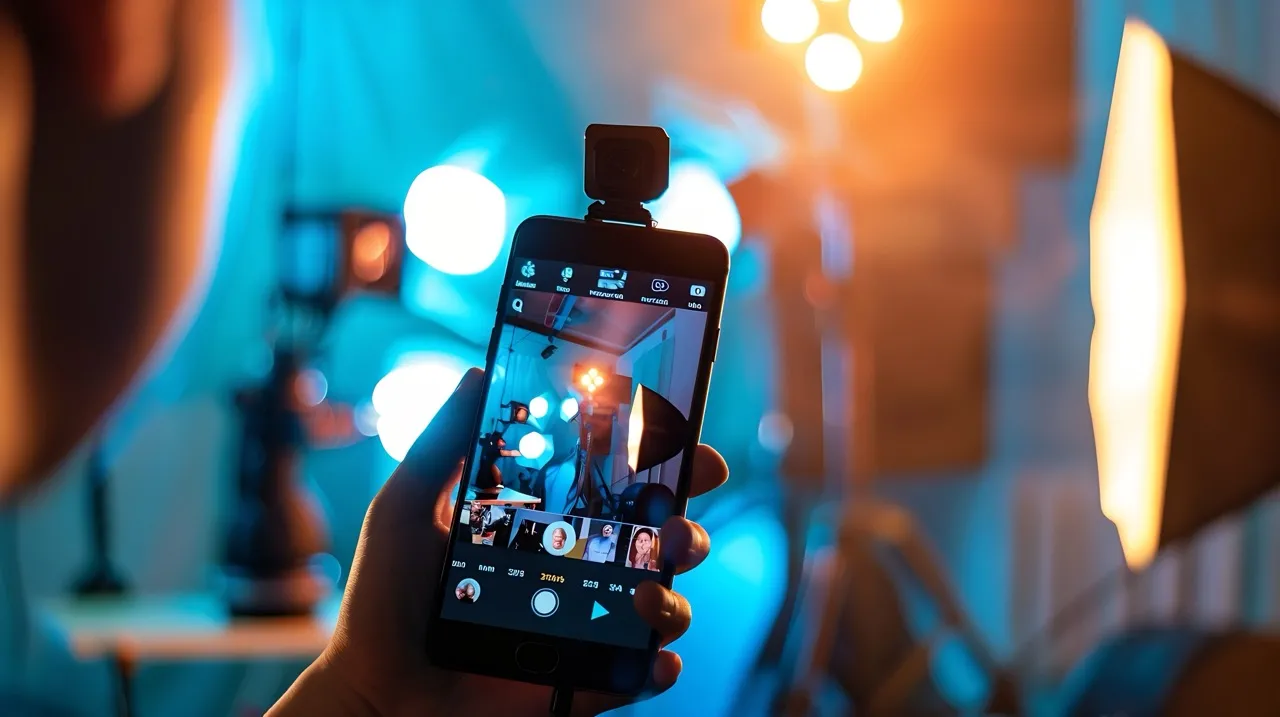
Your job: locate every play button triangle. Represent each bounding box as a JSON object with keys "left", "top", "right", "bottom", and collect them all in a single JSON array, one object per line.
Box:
[{"left": 591, "top": 601, "right": 609, "bottom": 620}]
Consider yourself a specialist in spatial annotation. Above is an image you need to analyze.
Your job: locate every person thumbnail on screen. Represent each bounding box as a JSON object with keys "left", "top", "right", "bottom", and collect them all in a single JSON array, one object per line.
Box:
[
  {"left": 581, "top": 520, "right": 620, "bottom": 563},
  {"left": 455, "top": 578, "right": 481, "bottom": 603},
  {"left": 626, "top": 527, "right": 661, "bottom": 572},
  {"left": 462, "top": 288, "right": 709, "bottom": 533}
]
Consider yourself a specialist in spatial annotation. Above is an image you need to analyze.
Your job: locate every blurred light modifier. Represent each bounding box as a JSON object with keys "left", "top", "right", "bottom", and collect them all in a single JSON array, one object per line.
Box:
[
  {"left": 404, "top": 165, "right": 506, "bottom": 275},
  {"left": 529, "top": 395, "right": 549, "bottom": 419},
  {"left": 761, "top": 0, "right": 819, "bottom": 44},
  {"left": 1089, "top": 20, "right": 1184, "bottom": 571},
  {"left": 519, "top": 432, "right": 549, "bottom": 460},
  {"left": 652, "top": 160, "right": 743, "bottom": 254},
  {"left": 847, "top": 0, "right": 903, "bottom": 43},
  {"left": 805, "top": 33, "right": 864, "bottom": 91},
  {"left": 372, "top": 355, "right": 467, "bottom": 461}
]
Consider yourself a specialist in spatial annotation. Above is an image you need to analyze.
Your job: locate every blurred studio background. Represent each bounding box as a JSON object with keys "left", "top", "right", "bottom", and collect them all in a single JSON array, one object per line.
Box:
[{"left": 3, "top": 0, "right": 1280, "bottom": 715}]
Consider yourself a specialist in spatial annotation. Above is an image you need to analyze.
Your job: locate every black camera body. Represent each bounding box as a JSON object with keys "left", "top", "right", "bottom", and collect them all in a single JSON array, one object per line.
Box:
[{"left": 583, "top": 124, "right": 670, "bottom": 204}]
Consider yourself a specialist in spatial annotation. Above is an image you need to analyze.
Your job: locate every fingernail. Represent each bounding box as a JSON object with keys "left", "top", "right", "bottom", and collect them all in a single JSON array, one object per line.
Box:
[
  {"left": 660, "top": 588, "right": 678, "bottom": 620},
  {"left": 453, "top": 372, "right": 472, "bottom": 392}
]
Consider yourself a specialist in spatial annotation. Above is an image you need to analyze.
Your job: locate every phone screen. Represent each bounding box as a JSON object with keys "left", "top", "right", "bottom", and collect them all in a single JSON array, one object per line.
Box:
[{"left": 439, "top": 255, "right": 716, "bottom": 649}]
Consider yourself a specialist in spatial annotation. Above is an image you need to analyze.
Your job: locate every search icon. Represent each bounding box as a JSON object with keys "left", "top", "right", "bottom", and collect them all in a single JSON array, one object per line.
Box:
[{"left": 512, "top": 298, "right": 524, "bottom": 313}]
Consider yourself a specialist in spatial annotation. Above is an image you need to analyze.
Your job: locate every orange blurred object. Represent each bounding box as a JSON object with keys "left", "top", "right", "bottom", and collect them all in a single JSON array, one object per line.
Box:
[
  {"left": 580, "top": 367, "right": 607, "bottom": 393},
  {"left": 350, "top": 221, "right": 394, "bottom": 283}
]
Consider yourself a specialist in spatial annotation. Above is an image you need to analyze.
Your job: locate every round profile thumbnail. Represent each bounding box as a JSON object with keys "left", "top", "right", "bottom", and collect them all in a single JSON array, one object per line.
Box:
[
  {"left": 542, "top": 520, "right": 577, "bottom": 557},
  {"left": 455, "top": 578, "right": 481, "bottom": 603}
]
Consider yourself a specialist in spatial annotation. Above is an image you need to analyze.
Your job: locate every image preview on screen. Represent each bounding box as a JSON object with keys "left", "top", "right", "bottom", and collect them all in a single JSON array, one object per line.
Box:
[{"left": 441, "top": 259, "right": 712, "bottom": 647}]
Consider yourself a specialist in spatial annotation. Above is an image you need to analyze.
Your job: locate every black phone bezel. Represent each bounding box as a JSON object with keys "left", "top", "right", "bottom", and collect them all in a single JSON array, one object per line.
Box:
[{"left": 425, "top": 215, "right": 730, "bottom": 695}]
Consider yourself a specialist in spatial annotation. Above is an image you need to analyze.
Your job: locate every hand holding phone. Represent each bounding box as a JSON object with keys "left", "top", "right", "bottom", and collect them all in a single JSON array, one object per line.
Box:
[
  {"left": 267, "top": 370, "right": 729, "bottom": 717},
  {"left": 423, "top": 125, "right": 729, "bottom": 698},
  {"left": 271, "top": 123, "right": 731, "bottom": 716}
]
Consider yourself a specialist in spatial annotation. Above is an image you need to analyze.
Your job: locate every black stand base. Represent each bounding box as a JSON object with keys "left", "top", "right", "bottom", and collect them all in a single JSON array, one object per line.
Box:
[{"left": 72, "top": 560, "right": 129, "bottom": 597}]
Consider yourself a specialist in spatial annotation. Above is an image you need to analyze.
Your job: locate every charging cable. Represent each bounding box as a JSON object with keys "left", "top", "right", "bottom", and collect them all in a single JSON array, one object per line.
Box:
[{"left": 550, "top": 686, "right": 574, "bottom": 717}]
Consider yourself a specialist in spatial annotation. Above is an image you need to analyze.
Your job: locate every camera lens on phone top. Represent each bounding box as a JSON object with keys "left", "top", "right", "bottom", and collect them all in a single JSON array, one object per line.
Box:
[{"left": 593, "top": 138, "right": 653, "bottom": 195}]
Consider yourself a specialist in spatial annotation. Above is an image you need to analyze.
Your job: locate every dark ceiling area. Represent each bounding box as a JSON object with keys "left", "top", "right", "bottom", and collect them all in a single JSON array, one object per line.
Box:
[{"left": 508, "top": 291, "right": 674, "bottom": 355}]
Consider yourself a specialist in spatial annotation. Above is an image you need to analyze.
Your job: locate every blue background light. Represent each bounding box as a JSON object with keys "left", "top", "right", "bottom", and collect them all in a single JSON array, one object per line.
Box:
[
  {"left": 559, "top": 396, "right": 580, "bottom": 421},
  {"left": 528, "top": 395, "right": 550, "bottom": 419},
  {"left": 651, "top": 159, "right": 742, "bottom": 254},
  {"left": 517, "top": 431, "right": 548, "bottom": 460},
  {"left": 372, "top": 354, "right": 468, "bottom": 462}
]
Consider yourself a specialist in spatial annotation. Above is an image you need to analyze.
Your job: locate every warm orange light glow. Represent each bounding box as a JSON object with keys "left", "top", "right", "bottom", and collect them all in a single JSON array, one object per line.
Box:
[
  {"left": 580, "top": 367, "right": 606, "bottom": 394},
  {"left": 351, "top": 221, "right": 394, "bottom": 283},
  {"left": 761, "top": 0, "right": 819, "bottom": 44},
  {"left": 1089, "top": 20, "right": 1185, "bottom": 572},
  {"left": 847, "top": 0, "right": 903, "bottom": 43},
  {"left": 627, "top": 387, "right": 646, "bottom": 473},
  {"left": 805, "top": 33, "right": 863, "bottom": 92}
]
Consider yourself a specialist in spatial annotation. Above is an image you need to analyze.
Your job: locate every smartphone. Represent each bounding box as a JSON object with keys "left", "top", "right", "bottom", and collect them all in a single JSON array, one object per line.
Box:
[{"left": 427, "top": 214, "right": 729, "bottom": 694}]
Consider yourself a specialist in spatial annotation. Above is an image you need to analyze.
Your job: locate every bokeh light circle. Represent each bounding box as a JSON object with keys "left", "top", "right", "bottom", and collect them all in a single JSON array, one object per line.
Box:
[
  {"left": 519, "top": 432, "right": 548, "bottom": 460},
  {"left": 529, "top": 395, "right": 549, "bottom": 419},
  {"left": 848, "top": 0, "right": 903, "bottom": 43},
  {"left": 372, "top": 356, "right": 466, "bottom": 461},
  {"left": 758, "top": 412, "right": 796, "bottom": 453},
  {"left": 560, "top": 397, "right": 580, "bottom": 421},
  {"left": 404, "top": 165, "right": 506, "bottom": 275},
  {"left": 651, "top": 160, "right": 742, "bottom": 254},
  {"left": 761, "top": 0, "right": 820, "bottom": 44},
  {"left": 805, "top": 33, "right": 864, "bottom": 92}
]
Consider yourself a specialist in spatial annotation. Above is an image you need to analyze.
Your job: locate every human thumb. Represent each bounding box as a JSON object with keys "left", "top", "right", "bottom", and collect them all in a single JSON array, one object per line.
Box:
[
  {"left": 353, "top": 366, "right": 485, "bottom": 603},
  {"left": 332, "top": 368, "right": 485, "bottom": 674}
]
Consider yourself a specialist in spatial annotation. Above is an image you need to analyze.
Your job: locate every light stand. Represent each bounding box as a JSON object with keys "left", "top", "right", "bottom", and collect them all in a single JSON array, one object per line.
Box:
[
  {"left": 222, "top": 345, "right": 331, "bottom": 617},
  {"left": 774, "top": 92, "right": 1015, "bottom": 714},
  {"left": 221, "top": 3, "right": 402, "bottom": 617},
  {"left": 569, "top": 393, "right": 606, "bottom": 516},
  {"left": 220, "top": 206, "right": 404, "bottom": 617},
  {"left": 70, "top": 438, "right": 129, "bottom": 597}
]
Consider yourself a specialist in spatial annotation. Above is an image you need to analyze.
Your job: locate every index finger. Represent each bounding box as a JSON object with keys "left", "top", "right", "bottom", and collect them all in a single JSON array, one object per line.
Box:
[{"left": 688, "top": 443, "right": 728, "bottom": 498}]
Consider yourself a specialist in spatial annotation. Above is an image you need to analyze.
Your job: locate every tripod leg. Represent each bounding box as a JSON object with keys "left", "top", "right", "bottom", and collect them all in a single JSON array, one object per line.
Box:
[{"left": 785, "top": 550, "right": 849, "bottom": 717}]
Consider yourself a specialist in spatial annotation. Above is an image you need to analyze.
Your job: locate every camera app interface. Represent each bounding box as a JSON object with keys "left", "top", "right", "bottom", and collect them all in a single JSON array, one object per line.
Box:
[{"left": 440, "top": 258, "right": 714, "bottom": 648}]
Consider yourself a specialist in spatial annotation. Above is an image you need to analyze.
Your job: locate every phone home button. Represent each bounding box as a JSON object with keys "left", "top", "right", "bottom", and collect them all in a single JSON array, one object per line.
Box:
[{"left": 515, "top": 642, "right": 560, "bottom": 675}]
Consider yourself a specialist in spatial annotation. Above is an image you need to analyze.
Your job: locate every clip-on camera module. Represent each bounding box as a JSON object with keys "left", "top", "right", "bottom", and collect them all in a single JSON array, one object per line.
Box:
[{"left": 583, "top": 124, "right": 670, "bottom": 227}]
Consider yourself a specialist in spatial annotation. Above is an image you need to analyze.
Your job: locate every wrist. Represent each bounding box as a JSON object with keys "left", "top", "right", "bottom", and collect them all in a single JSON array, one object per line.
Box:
[{"left": 268, "top": 656, "right": 380, "bottom": 717}]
